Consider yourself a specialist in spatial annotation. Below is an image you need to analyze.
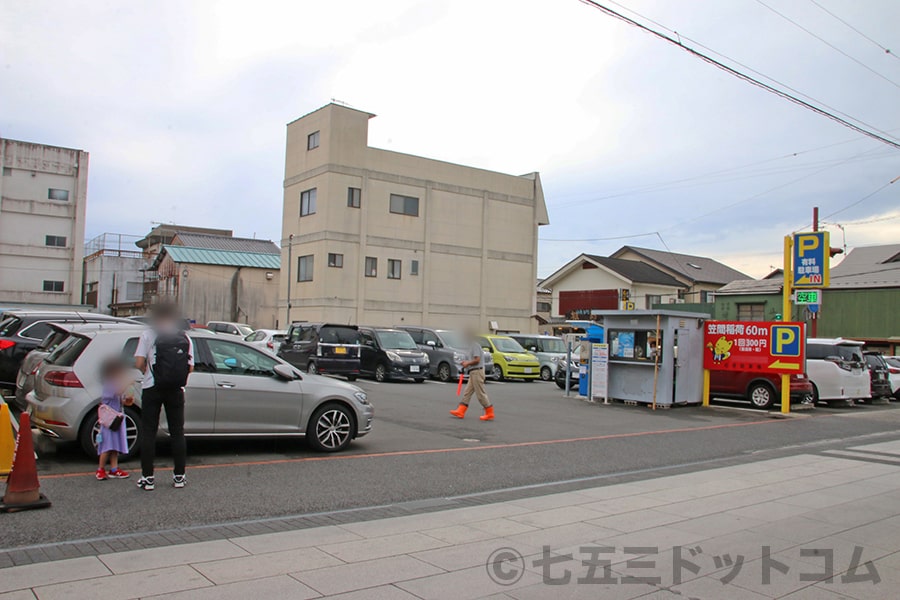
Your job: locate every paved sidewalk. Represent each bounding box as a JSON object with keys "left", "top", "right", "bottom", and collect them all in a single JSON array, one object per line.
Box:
[{"left": 3, "top": 441, "right": 900, "bottom": 599}]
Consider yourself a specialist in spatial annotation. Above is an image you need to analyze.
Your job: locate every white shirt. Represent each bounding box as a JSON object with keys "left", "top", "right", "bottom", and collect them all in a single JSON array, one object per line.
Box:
[{"left": 134, "top": 328, "right": 195, "bottom": 389}]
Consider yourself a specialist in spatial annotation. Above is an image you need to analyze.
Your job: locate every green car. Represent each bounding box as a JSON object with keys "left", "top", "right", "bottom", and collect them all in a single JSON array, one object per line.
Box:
[{"left": 478, "top": 335, "right": 540, "bottom": 381}]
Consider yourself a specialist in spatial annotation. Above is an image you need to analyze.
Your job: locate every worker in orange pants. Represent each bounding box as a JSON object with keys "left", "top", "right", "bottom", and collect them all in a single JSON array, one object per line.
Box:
[{"left": 450, "top": 331, "right": 493, "bottom": 421}]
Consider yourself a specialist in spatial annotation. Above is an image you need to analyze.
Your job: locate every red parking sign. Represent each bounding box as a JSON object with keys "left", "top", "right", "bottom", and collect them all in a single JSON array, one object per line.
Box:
[{"left": 703, "top": 321, "right": 805, "bottom": 374}]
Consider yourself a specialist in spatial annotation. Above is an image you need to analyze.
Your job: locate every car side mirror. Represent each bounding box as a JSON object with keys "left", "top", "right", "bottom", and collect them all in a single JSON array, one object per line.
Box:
[
  {"left": 223, "top": 357, "right": 239, "bottom": 369},
  {"left": 274, "top": 364, "right": 297, "bottom": 380},
  {"left": 426, "top": 340, "right": 436, "bottom": 347},
  {"left": 529, "top": 346, "right": 537, "bottom": 352}
]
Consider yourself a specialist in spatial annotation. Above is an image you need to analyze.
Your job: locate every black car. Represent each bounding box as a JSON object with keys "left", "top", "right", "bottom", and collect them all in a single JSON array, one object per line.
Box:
[
  {"left": 358, "top": 327, "right": 429, "bottom": 383},
  {"left": 278, "top": 322, "right": 361, "bottom": 381},
  {"left": 863, "top": 352, "right": 893, "bottom": 400},
  {"left": 0, "top": 310, "right": 136, "bottom": 390}
]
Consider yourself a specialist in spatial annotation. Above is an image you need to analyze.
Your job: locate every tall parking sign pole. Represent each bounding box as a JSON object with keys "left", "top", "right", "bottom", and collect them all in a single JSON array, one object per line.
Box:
[{"left": 782, "top": 236, "right": 792, "bottom": 415}]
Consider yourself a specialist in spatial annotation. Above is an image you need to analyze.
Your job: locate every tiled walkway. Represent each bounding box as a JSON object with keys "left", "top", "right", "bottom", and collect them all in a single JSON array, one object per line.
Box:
[{"left": 3, "top": 441, "right": 900, "bottom": 599}]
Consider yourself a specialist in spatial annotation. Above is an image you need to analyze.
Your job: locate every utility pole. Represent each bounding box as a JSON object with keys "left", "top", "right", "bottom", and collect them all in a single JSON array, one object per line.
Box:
[{"left": 811, "top": 207, "right": 819, "bottom": 337}]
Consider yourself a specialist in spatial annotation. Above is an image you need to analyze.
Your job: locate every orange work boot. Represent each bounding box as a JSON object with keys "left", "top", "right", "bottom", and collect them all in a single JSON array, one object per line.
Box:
[
  {"left": 480, "top": 406, "right": 495, "bottom": 421},
  {"left": 450, "top": 404, "right": 468, "bottom": 419}
]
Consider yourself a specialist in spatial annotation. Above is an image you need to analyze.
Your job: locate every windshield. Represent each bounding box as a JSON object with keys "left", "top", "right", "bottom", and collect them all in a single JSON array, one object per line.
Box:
[
  {"left": 836, "top": 345, "right": 863, "bottom": 363},
  {"left": 887, "top": 358, "right": 900, "bottom": 369},
  {"left": 437, "top": 330, "right": 467, "bottom": 349},
  {"left": 376, "top": 330, "right": 417, "bottom": 350},
  {"left": 0, "top": 317, "right": 23, "bottom": 337},
  {"left": 865, "top": 354, "right": 884, "bottom": 368},
  {"left": 320, "top": 326, "right": 360, "bottom": 344},
  {"left": 493, "top": 337, "right": 525, "bottom": 353},
  {"left": 542, "top": 338, "right": 567, "bottom": 353},
  {"left": 45, "top": 335, "right": 90, "bottom": 367},
  {"left": 38, "top": 330, "right": 69, "bottom": 351},
  {"left": 238, "top": 325, "right": 254, "bottom": 337}
]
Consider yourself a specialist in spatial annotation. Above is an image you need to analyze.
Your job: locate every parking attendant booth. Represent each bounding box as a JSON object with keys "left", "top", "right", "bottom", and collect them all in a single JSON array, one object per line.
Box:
[{"left": 589, "top": 310, "right": 709, "bottom": 406}]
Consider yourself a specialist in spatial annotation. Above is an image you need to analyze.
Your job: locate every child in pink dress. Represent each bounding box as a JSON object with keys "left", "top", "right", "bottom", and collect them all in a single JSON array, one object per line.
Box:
[{"left": 96, "top": 358, "right": 135, "bottom": 480}]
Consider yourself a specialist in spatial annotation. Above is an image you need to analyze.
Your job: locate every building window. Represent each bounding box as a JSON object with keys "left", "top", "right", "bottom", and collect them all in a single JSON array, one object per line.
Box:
[
  {"left": 700, "top": 290, "right": 713, "bottom": 303},
  {"left": 536, "top": 301, "right": 552, "bottom": 313},
  {"left": 387, "top": 259, "right": 402, "bottom": 280},
  {"left": 307, "top": 130, "right": 320, "bottom": 150},
  {"left": 737, "top": 303, "right": 766, "bottom": 321},
  {"left": 45, "top": 235, "right": 67, "bottom": 247},
  {"left": 328, "top": 253, "right": 343, "bottom": 268},
  {"left": 297, "top": 255, "right": 314, "bottom": 282},
  {"left": 365, "top": 256, "right": 377, "bottom": 277},
  {"left": 347, "top": 187, "right": 361, "bottom": 208},
  {"left": 300, "top": 188, "right": 317, "bottom": 216},
  {"left": 2, "top": 167, "right": 11, "bottom": 176},
  {"left": 48, "top": 188, "right": 69, "bottom": 201},
  {"left": 645, "top": 295, "right": 662, "bottom": 309},
  {"left": 389, "top": 194, "right": 419, "bottom": 217},
  {"left": 43, "top": 280, "right": 65, "bottom": 292},
  {"left": 410, "top": 260, "right": 419, "bottom": 276}
]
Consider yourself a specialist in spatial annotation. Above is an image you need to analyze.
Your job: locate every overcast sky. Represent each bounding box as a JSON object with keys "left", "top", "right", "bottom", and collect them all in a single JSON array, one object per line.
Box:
[{"left": 2, "top": 0, "right": 898, "bottom": 278}]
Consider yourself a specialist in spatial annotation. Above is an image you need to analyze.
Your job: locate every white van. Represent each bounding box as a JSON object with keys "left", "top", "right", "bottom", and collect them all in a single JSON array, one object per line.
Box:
[{"left": 806, "top": 338, "right": 871, "bottom": 403}]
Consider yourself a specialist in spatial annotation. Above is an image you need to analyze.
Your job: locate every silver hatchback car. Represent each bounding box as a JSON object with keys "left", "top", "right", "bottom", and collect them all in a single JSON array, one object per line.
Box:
[{"left": 28, "top": 325, "right": 374, "bottom": 458}]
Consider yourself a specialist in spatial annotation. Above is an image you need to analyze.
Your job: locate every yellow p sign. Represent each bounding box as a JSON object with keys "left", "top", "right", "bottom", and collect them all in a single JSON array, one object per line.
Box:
[{"left": 797, "top": 234, "right": 819, "bottom": 257}]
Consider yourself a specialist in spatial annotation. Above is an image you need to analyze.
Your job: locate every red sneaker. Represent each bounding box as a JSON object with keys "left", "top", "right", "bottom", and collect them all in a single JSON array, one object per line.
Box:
[
  {"left": 96, "top": 468, "right": 109, "bottom": 481},
  {"left": 108, "top": 468, "right": 131, "bottom": 479}
]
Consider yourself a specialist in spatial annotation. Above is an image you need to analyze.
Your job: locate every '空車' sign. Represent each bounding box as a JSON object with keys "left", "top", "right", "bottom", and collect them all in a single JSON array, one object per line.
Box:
[{"left": 703, "top": 321, "right": 805, "bottom": 374}]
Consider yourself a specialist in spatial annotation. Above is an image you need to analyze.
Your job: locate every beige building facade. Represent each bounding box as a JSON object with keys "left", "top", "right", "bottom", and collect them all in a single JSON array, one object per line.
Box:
[
  {"left": 280, "top": 104, "right": 549, "bottom": 332},
  {"left": 0, "top": 138, "right": 88, "bottom": 306}
]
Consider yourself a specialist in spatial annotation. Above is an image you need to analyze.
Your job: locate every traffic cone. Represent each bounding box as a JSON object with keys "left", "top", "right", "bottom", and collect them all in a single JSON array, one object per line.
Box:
[
  {"left": 1, "top": 413, "right": 51, "bottom": 513},
  {"left": 0, "top": 403, "right": 14, "bottom": 476}
]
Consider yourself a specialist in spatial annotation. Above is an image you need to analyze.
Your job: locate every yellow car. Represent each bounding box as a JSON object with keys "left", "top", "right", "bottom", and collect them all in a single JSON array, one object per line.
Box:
[{"left": 478, "top": 335, "right": 540, "bottom": 381}]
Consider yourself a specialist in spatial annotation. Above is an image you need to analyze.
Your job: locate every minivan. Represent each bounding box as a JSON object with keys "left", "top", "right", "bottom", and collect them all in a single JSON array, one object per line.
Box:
[
  {"left": 806, "top": 338, "right": 871, "bottom": 403},
  {"left": 358, "top": 327, "right": 429, "bottom": 382},
  {"left": 509, "top": 334, "right": 568, "bottom": 381},
  {"left": 398, "top": 326, "right": 495, "bottom": 382},
  {"left": 278, "top": 323, "right": 361, "bottom": 381}
]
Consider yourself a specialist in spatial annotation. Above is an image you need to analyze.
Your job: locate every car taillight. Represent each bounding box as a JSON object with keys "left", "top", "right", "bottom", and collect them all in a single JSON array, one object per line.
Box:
[
  {"left": 890, "top": 367, "right": 900, "bottom": 374},
  {"left": 0, "top": 339, "right": 15, "bottom": 351},
  {"left": 30, "top": 361, "right": 43, "bottom": 375},
  {"left": 44, "top": 371, "right": 83, "bottom": 388},
  {"left": 267, "top": 341, "right": 274, "bottom": 348}
]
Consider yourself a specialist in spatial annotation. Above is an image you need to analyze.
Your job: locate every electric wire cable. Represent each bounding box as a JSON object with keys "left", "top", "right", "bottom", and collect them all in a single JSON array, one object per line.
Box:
[{"left": 808, "top": 0, "right": 898, "bottom": 61}]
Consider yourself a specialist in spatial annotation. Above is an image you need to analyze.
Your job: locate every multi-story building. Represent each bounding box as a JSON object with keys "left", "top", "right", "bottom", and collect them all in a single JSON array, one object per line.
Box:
[
  {"left": 280, "top": 103, "right": 549, "bottom": 332},
  {"left": 0, "top": 138, "right": 88, "bottom": 306},
  {"left": 83, "top": 233, "right": 145, "bottom": 315}
]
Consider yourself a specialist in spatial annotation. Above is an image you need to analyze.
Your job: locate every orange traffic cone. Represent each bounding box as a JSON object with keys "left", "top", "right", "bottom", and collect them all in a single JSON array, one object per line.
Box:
[
  {"left": 0, "top": 403, "right": 15, "bottom": 476},
  {"left": 1, "top": 413, "right": 51, "bottom": 513}
]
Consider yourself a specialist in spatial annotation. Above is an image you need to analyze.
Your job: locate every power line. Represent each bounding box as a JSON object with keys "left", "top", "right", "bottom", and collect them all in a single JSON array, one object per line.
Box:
[
  {"left": 808, "top": 0, "right": 898, "bottom": 61},
  {"left": 577, "top": 0, "right": 900, "bottom": 150},
  {"left": 817, "top": 175, "right": 900, "bottom": 222},
  {"left": 755, "top": 0, "right": 900, "bottom": 89},
  {"left": 603, "top": 0, "right": 899, "bottom": 142}
]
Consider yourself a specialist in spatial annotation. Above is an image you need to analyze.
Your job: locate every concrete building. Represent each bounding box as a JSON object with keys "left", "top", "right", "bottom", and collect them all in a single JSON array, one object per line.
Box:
[
  {"left": 280, "top": 103, "right": 549, "bottom": 332},
  {"left": 0, "top": 138, "right": 88, "bottom": 306},
  {"left": 149, "top": 233, "right": 281, "bottom": 328},
  {"left": 539, "top": 254, "right": 686, "bottom": 320},
  {"left": 82, "top": 233, "right": 145, "bottom": 315},
  {"left": 610, "top": 245, "right": 751, "bottom": 303}
]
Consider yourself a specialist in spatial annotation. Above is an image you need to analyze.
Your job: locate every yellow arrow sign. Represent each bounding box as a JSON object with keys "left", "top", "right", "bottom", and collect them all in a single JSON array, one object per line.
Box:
[{"left": 768, "top": 360, "right": 800, "bottom": 370}]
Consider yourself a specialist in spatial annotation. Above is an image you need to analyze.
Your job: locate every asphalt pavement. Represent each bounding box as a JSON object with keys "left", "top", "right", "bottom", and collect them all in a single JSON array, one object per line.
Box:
[{"left": 4, "top": 378, "right": 900, "bottom": 551}]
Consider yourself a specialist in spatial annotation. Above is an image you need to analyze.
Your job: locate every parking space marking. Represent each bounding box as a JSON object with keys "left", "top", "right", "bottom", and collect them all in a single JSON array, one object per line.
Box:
[{"left": 37, "top": 415, "right": 810, "bottom": 481}]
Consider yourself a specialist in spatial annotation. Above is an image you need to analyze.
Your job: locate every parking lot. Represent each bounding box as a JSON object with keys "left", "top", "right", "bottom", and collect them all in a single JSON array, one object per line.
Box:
[{"left": 6, "top": 377, "right": 900, "bottom": 550}]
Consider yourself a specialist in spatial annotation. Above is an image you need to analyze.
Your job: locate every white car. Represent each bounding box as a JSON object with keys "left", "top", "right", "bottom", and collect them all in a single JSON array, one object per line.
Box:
[
  {"left": 885, "top": 356, "right": 900, "bottom": 399},
  {"left": 806, "top": 338, "right": 871, "bottom": 403},
  {"left": 244, "top": 329, "right": 287, "bottom": 354},
  {"left": 207, "top": 321, "right": 254, "bottom": 338}
]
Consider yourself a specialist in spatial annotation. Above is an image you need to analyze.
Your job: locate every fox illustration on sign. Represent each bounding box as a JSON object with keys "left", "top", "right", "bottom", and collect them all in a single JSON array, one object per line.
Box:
[{"left": 706, "top": 336, "right": 733, "bottom": 363}]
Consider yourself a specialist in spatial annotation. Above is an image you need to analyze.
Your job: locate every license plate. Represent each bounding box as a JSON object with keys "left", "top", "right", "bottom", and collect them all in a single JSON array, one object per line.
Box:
[
  {"left": 334, "top": 347, "right": 347, "bottom": 355},
  {"left": 410, "top": 365, "right": 420, "bottom": 373},
  {"left": 524, "top": 367, "right": 532, "bottom": 374}
]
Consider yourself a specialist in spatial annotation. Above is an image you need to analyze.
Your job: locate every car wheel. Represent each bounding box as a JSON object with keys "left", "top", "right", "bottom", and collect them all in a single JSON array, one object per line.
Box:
[
  {"left": 540, "top": 366, "right": 553, "bottom": 381},
  {"left": 555, "top": 373, "right": 566, "bottom": 389},
  {"left": 307, "top": 403, "right": 354, "bottom": 452},
  {"left": 307, "top": 361, "right": 318, "bottom": 375},
  {"left": 437, "top": 362, "right": 451, "bottom": 382},
  {"left": 748, "top": 382, "right": 775, "bottom": 409},
  {"left": 79, "top": 405, "right": 141, "bottom": 460},
  {"left": 346, "top": 375, "right": 357, "bottom": 382},
  {"left": 497, "top": 368, "right": 506, "bottom": 382},
  {"left": 811, "top": 383, "right": 820, "bottom": 404},
  {"left": 414, "top": 378, "right": 426, "bottom": 383},
  {"left": 374, "top": 363, "right": 388, "bottom": 382}
]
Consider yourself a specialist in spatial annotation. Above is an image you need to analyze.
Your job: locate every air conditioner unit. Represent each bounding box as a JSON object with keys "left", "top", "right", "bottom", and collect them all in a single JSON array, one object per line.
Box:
[{"left": 673, "top": 299, "right": 685, "bottom": 304}]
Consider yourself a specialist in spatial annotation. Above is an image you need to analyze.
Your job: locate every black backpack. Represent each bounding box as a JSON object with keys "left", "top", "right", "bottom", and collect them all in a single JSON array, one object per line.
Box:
[{"left": 152, "top": 331, "right": 191, "bottom": 390}]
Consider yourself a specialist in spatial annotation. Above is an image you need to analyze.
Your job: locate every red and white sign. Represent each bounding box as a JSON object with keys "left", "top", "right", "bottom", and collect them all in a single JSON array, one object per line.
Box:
[{"left": 703, "top": 321, "right": 805, "bottom": 375}]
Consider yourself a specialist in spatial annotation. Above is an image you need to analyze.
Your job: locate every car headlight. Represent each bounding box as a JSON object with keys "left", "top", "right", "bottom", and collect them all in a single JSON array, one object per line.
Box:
[
  {"left": 504, "top": 355, "right": 516, "bottom": 363},
  {"left": 551, "top": 356, "right": 560, "bottom": 362},
  {"left": 453, "top": 352, "right": 465, "bottom": 363},
  {"left": 422, "top": 355, "right": 430, "bottom": 364},
  {"left": 354, "top": 391, "right": 369, "bottom": 405},
  {"left": 386, "top": 351, "right": 401, "bottom": 362}
]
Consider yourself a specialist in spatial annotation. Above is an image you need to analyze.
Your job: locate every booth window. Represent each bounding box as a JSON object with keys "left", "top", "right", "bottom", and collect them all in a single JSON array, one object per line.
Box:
[
  {"left": 737, "top": 303, "right": 765, "bottom": 321},
  {"left": 608, "top": 330, "right": 662, "bottom": 361}
]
